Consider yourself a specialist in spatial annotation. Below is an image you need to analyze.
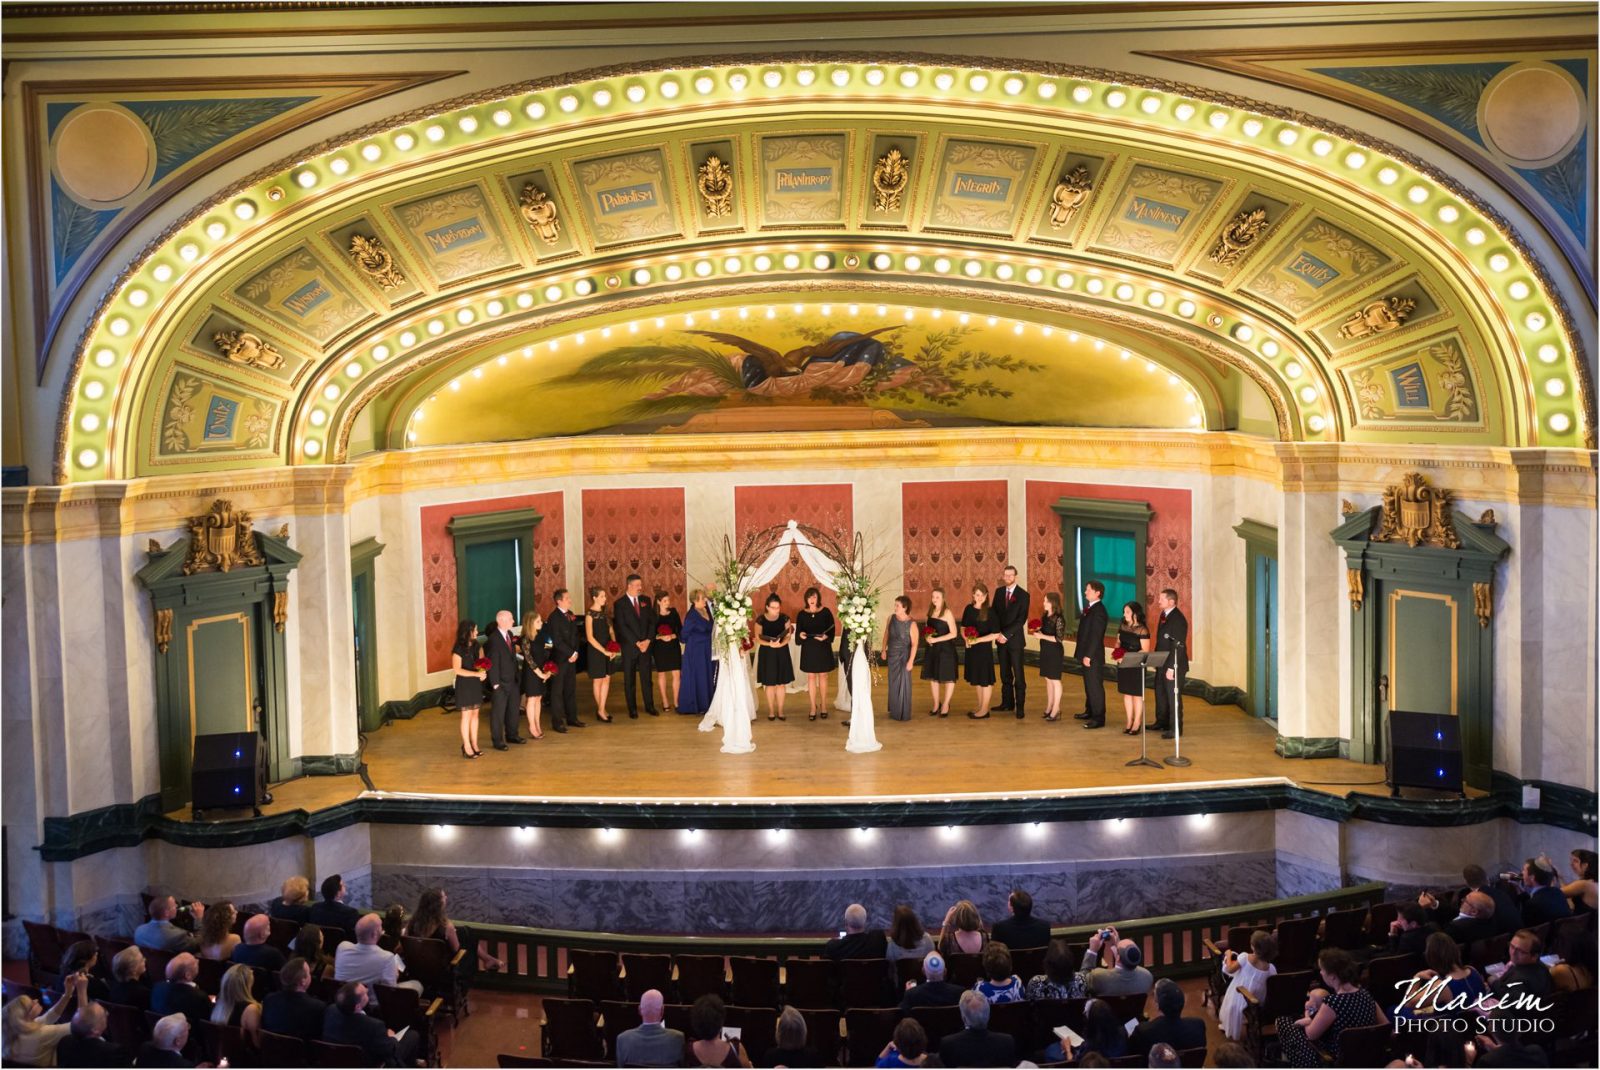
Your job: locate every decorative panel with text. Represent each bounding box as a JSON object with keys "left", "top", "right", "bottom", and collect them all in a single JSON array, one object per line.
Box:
[
  {"left": 420, "top": 491, "right": 565, "bottom": 673},
  {"left": 901, "top": 480, "right": 1009, "bottom": 607},
  {"left": 734, "top": 484, "right": 853, "bottom": 611},
  {"left": 1024, "top": 481, "right": 1193, "bottom": 650},
  {"left": 580, "top": 488, "right": 686, "bottom": 608}
]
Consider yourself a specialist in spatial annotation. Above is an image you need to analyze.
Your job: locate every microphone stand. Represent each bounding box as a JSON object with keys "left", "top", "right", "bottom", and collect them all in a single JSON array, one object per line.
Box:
[{"left": 1163, "top": 636, "right": 1190, "bottom": 767}]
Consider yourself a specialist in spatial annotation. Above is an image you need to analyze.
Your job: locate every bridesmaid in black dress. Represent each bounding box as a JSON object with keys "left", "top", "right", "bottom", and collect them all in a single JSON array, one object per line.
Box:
[
  {"left": 920, "top": 587, "right": 959, "bottom": 717},
  {"left": 961, "top": 585, "right": 1002, "bottom": 719},
  {"left": 451, "top": 619, "right": 487, "bottom": 758},
  {"left": 583, "top": 587, "right": 615, "bottom": 723},
  {"left": 1117, "top": 601, "right": 1154, "bottom": 734},
  {"left": 652, "top": 592, "right": 683, "bottom": 713},
  {"left": 1035, "top": 592, "right": 1067, "bottom": 721},
  {"left": 754, "top": 593, "right": 794, "bottom": 721},
  {"left": 795, "top": 587, "right": 837, "bottom": 721},
  {"left": 518, "top": 610, "right": 554, "bottom": 740}
]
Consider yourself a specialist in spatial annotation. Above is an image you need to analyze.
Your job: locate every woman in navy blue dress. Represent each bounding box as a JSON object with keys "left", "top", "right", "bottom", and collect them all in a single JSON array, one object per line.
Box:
[{"left": 678, "top": 589, "right": 716, "bottom": 715}]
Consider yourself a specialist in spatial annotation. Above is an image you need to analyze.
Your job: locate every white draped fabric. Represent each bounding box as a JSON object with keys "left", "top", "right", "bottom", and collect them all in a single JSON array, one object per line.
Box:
[
  {"left": 844, "top": 640, "right": 882, "bottom": 753},
  {"left": 697, "top": 644, "right": 756, "bottom": 754}
]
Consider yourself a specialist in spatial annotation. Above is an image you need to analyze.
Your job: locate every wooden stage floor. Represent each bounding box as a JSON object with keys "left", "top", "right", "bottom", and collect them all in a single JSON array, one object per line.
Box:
[{"left": 237, "top": 684, "right": 1398, "bottom": 816}]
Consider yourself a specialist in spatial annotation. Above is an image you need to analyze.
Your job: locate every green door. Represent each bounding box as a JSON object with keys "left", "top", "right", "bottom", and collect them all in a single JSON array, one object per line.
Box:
[
  {"left": 463, "top": 537, "right": 522, "bottom": 629},
  {"left": 1380, "top": 585, "right": 1459, "bottom": 759},
  {"left": 1077, "top": 527, "right": 1138, "bottom": 612},
  {"left": 352, "top": 569, "right": 379, "bottom": 732},
  {"left": 188, "top": 613, "right": 255, "bottom": 737},
  {"left": 1254, "top": 553, "right": 1279, "bottom": 720}
]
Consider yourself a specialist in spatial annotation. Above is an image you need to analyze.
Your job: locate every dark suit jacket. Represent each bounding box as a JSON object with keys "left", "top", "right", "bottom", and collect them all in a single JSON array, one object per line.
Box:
[
  {"left": 485, "top": 627, "right": 519, "bottom": 690},
  {"left": 262, "top": 989, "right": 329, "bottom": 1041},
  {"left": 1130, "top": 1013, "right": 1206, "bottom": 1056},
  {"left": 1154, "top": 607, "right": 1190, "bottom": 673},
  {"left": 150, "top": 981, "right": 211, "bottom": 1024},
  {"left": 991, "top": 916, "right": 1052, "bottom": 951},
  {"left": 548, "top": 608, "right": 581, "bottom": 665},
  {"left": 267, "top": 897, "right": 312, "bottom": 924},
  {"left": 898, "top": 980, "right": 966, "bottom": 1014},
  {"left": 107, "top": 978, "right": 152, "bottom": 1010},
  {"left": 57, "top": 1032, "right": 132, "bottom": 1068},
  {"left": 1073, "top": 601, "right": 1109, "bottom": 664},
  {"left": 993, "top": 585, "right": 1030, "bottom": 638},
  {"left": 231, "top": 941, "right": 287, "bottom": 972},
  {"left": 614, "top": 594, "right": 657, "bottom": 650},
  {"left": 1443, "top": 914, "right": 1498, "bottom": 945},
  {"left": 937, "top": 1027, "right": 1016, "bottom": 1067},
  {"left": 322, "top": 1005, "right": 399, "bottom": 1067},
  {"left": 1523, "top": 886, "right": 1573, "bottom": 926},
  {"left": 308, "top": 899, "right": 362, "bottom": 935},
  {"left": 823, "top": 929, "right": 888, "bottom": 962},
  {"left": 1387, "top": 922, "right": 1441, "bottom": 957},
  {"left": 133, "top": 1043, "right": 194, "bottom": 1068}
]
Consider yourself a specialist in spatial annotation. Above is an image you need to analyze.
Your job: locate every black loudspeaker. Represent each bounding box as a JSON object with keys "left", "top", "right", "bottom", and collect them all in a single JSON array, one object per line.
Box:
[
  {"left": 191, "top": 731, "right": 264, "bottom": 819},
  {"left": 1386, "top": 710, "right": 1464, "bottom": 798}
]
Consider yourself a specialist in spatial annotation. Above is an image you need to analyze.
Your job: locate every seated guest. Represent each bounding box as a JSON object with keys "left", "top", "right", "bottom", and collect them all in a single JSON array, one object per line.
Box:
[
  {"left": 874, "top": 1018, "right": 931, "bottom": 1068},
  {"left": 2, "top": 973, "right": 88, "bottom": 1067},
  {"left": 1421, "top": 865, "right": 1520, "bottom": 935},
  {"left": 885, "top": 905, "right": 935, "bottom": 970},
  {"left": 991, "top": 889, "right": 1051, "bottom": 951},
  {"left": 377, "top": 904, "right": 407, "bottom": 953},
  {"left": 308, "top": 874, "right": 362, "bottom": 936},
  {"left": 1147, "top": 1042, "right": 1180, "bottom": 1069},
  {"left": 108, "top": 946, "right": 153, "bottom": 1010},
  {"left": 293, "top": 923, "right": 331, "bottom": 980},
  {"left": 939, "top": 990, "right": 1016, "bottom": 1068},
  {"left": 684, "top": 994, "right": 749, "bottom": 1069},
  {"left": 210, "top": 964, "right": 262, "bottom": 1040},
  {"left": 1436, "top": 891, "right": 1499, "bottom": 946},
  {"left": 405, "top": 887, "right": 502, "bottom": 972},
  {"left": 1397, "top": 932, "right": 1486, "bottom": 1020},
  {"left": 230, "top": 913, "right": 286, "bottom": 972},
  {"left": 761, "top": 1006, "right": 817, "bottom": 1068},
  {"left": 824, "top": 903, "right": 887, "bottom": 961},
  {"left": 197, "top": 901, "right": 239, "bottom": 962},
  {"left": 1218, "top": 931, "right": 1277, "bottom": 1041},
  {"left": 321, "top": 982, "right": 417, "bottom": 1068},
  {"left": 59, "top": 941, "right": 110, "bottom": 1002},
  {"left": 1490, "top": 929, "right": 1553, "bottom": 1002},
  {"left": 898, "top": 952, "right": 965, "bottom": 1013},
  {"left": 614, "top": 988, "right": 684, "bottom": 1068},
  {"left": 935, "top": 899, "right": 988, "bottom": 957},
  {"left": 268, "top": 876, "right": 313, "bottom": 923},
  {"left": 1563, "top": 848, "right": 1597, "bottom": 915},
  {"left": 1517, "top": 857, "right": 1574, "bottom": 926},
  {"left": 261, "top": 958, "right": 327, "bottom": 1042},
  {"left": 335, "top": 913, "right": 422, "bottom": 999},
  {"left": 134, "top": 896, "right": 204, "bottom": 954},
  {"left": 973, "top": 943, "right": 1024, "bottom": 1003},
  {"left": 1552, "top": 918, "right": 1596, "bottom": 991},
  {"left": 150, "top": 954, "right": 212, "bottom": 1025},
  {"left": 134, "top": 1013, "right": 195, "bottom": 1069},
  {"left": 1025, "top": 938, "right": 1087, "bottom": 1001},
  {"left": 1130, "top": 978, "right": 1205, "bottom": 1057},
  {"left": 1274, "top": 950, "right": 1387, "bottom": 1067},
  {"left": 1212, "top": 1040, "right": 1256, "bottom": 1068},
  {"left": 1046, "top": 997, "right": 1127, "bottom": 1064},
  {"left": 1080, "top": 927, "right": 1153, "bottom": 999},
  {"left": 56, "top": 1001, "right": 130, "bottom": 1068},
  {"left": 1385, "top": 902, "right": 1440, "bottom": 957}
]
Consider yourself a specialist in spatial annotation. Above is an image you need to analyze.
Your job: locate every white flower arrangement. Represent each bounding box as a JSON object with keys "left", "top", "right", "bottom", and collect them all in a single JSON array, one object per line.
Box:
[
  {"left": 836, "top": 584, "right": 879, "bottom": 643},
  {"left": 710, "top": 588, "right": 755, "bottom": 654}
]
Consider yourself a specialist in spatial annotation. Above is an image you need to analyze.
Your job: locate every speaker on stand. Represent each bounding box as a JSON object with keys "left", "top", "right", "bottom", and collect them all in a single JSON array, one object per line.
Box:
[
  {"left": 1386, "top": 710, "right": 1465, "bottom": 799},
  {"left": 191, "top": 732, "right": 266, "bottom": 820}
]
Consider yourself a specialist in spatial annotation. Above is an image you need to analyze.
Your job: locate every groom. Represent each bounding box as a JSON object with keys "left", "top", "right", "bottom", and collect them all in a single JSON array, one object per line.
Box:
[
  {"left": 994, "top": 564, "right": 1029, "bottom": 718},
  {"left": 614, "top": 573, "right": 658, "bottom": 718}
]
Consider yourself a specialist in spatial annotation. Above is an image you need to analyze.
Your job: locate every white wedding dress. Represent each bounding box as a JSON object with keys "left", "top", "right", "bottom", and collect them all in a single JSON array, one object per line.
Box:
[{"left": 698, "top": 646, "right": 756, "bottom": 753}]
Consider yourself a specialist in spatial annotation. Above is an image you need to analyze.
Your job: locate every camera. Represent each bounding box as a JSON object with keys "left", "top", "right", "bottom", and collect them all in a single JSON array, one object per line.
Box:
[{"left": 1098, "top": 928, "right": 1115, "bottom": 942}]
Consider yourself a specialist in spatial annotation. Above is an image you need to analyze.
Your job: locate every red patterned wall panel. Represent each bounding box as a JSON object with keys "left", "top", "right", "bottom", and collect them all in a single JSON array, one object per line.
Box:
[
  {"left": 580, "top": 488, "right": 687, "bottom": 611},
  {"left": 420, "top": 491, "right": 565, "bottom": 673},
  {"left": 734, "top": 484, "right": 853, "bottom": 611},
  {"left": 900, "top": 480, "right": 1010, "bottom": 609},
  {"left": 1024, "top": 480, "right": 1193, "bottom": 650}
]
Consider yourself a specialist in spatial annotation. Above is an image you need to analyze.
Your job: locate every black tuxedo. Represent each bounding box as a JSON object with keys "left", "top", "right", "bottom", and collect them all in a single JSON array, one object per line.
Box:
[
  {"left": 994, "top": 583, "right": 1030, "bottom": 711},
  {"left": 546, "top": 606, "right": 582, "bottom": 728},
  {"left": 1153, "top": 606, "right": 1189, "bottom": 732},
  {"left": 1074, "top": 600, "right": 1109, "bottom": 724},
  {"left": 485, "top": 625, "right": 522, "bottom": 745},
  {"left": 613, "top": 593, "right": 658, "bottom": 716}
]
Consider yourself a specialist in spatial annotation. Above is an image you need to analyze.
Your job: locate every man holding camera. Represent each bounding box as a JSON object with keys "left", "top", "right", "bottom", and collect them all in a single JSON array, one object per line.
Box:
[{"left": 1079, "top": 925, "right": 1154, "bottom": 998}]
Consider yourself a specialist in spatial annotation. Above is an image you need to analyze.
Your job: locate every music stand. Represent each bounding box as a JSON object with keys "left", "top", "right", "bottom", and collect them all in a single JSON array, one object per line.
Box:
[{"left": 1123, "top": 651, "right": 1165, "bottom": 769}]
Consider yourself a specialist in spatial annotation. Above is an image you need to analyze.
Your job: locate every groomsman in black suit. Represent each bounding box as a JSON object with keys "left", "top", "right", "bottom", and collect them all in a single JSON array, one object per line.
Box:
[
  {"left": 1073, "top": 580, "right": 1109, "bottom": 729},
  {"left": 993, "top": 564, "right": 1030, "bottom": 718},
  {"left": 613, "top": 573, "right": 659, "bottom": 718},
  {"left": 545, "top": 589, "right": 586, "bottom": 732},
  {"left": 485, "top": 610, "right": 524, "bottom": 749},
  {"left": 1152, "top": 588, "right": 1189, "bottom": 739}
]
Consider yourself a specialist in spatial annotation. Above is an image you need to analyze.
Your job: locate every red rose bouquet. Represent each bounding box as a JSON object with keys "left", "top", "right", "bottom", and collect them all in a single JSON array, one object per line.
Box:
[
  {"left": 961, "top": 626, "right": 979, "bottom": 640},
  {"left": 1111, "top": 646, "right": 1126, "bottom": 661},
  {"left": 605, "top": 640, "right": 621, "bottom": 654},
  {"left": 541, "top": 660, "right": 558, "bottom": 674},
  {"left": 1026, "top": 618, "right": 1043, "bottom": 633},
  {"left": 657, "top": 623, "right": 674, "bottom": 636},
  {"left": 474, "top": 657, "right": 491, "bottom": 671},
  {"left": 739, "top": 636, "right": 755, "bottom": 653}
]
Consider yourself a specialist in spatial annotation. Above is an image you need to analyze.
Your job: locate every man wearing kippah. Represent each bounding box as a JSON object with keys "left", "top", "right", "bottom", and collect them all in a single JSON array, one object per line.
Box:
[{"left": 899, "top": 951, "right": 966, "bottom": 1012}]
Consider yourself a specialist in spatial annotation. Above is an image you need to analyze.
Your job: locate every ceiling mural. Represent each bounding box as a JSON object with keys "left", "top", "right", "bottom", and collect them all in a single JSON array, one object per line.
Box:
[{"left": 52, "top": 56, "right": 1589, "bottom": 482}]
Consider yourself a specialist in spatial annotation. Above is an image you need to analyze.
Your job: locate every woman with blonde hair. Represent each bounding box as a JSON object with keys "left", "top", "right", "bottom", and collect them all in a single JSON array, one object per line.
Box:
[
  {"left": 198, "top": 901, "right": 240, "bottom": 961},
  {"left": 518, "top": 610, "right": 554, "bottom": 740},
  {"left": 2, "top": 973, "right": 86, "bottom": 1066},
  {"left": 211, "top": 963, "right": 263, "bottom": 1040},
  {"left": 935, "top": 899, "right": 988, "bottom": 957},
  {"left": 679, "top": 589, "right": 716, "bottom": 715},
  {"left": 269, "top": 876, "right": 312, "bottom": 922}
]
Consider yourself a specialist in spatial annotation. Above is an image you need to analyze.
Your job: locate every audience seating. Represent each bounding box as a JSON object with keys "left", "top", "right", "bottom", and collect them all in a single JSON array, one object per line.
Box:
[
  {"left": 1363, "top": 953, "right": 1421, "bottom": 1011},
  {"left": 100, "top": 1000, "right": 148, "bottom": 1050},
  {"left": 402, "top": 933, "right": 469, "bottom": 1023},
  {"left": 845, "top": 1006, "right": 896, "bottom": 1067},
  {"left": 1336, "top": 1022, "right": 1393, "bottom": 1067},
  {"left": 307, "top": 1039, "right": 373, "bottom": 1067},
  {"left": 257, "top": 1028, "right": 311, "bottom": 1068},
  {"left": 908, "top": 1003, "right": 963, "bottom": 1050},
  {"left": 95, "top": 935, "right": 133, "bottom": 974},
  {"left": 566, "top": 947, "right": 621, "bottom": 1002},
  {"left": 195, "top": 953, "right": 228, "bottom": 994},
  {"left": 661, "top": 1001, "right": 693, "bottom": 1037},
  {"left": 730, "top": 954, "right": 781, "bottom": 1007},
  {"left": 1011, "top": 945, "right": 1048, "bottom": 981},
  {"left": 893, "top": 957, "right": 923, "bottom": 992},
  {"left": 673, "top": 952, "right": 727, "bottom": 1002},
  {"left": 598, "top": 998, "right": 641, "bottom": 1055},
  {"left": 1365, "top": 901, "right": 1400, "bottom": 944},
  {"left": 838, "top": 957, "right": 891, "bottom": 1009},
  {"left": 21, "top": 920, "right": 63, "bottom": 988},
  {"left": 192, "top": 1019, "right": 248, "bottom": 1067},
  {"left": 142, "top": 945, "right": 177, "bottom": 983},
  {"left": 988, "top": 997, "right": 1031, "bottom": 1040},
  {"left": 795, "top": 1006, "right": 843, "bottom": 1065},
  {"left": 620, "top": 951, "right": 673, "bottom": 1001},
  {"left": 1240, "top": 968, "right": 1315, "bottom": 1062},
  {"left": 1273, "top": 914, "right": 1321, "bottom": 972},
  {"left": 945, "top": 951, "right": 983, "bottom": 988},
  {"left": 1178, "top": 1046, "right": 1206, "bottom": 1068},
  {"left": 267, "top": 915, "right": 301, "bottom": 950},
  {"left": 1548, "top": 913, "right": 1589, "bottom": 960},
  {"left": 372, "top": 981, "right": 443, "bottom": 1067},
  {"left": 783, "top": 957, "right": 836, "bottom": 1008},
  {"left": 540, "top": 996, "right": 605, "bottom": 1062},
  {"left": 724, "top": 1003, "right": 777, "bottom": 1051},
  {"left": 1467, "top": 931, "right": 1511, "bottom": 971},
  {"left": 1320, "top": 905, "right": 1369, "bottom": 950},
  {"left": 1029, "top": 997, "right": 1088, "bottom": 1051}
]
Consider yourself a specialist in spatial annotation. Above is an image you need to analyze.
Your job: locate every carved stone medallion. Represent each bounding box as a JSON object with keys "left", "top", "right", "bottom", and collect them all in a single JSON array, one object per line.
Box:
[
  {"left": 1373, "top": 472, "right": 1460, "bottom": 549},
  {"left": 183, "top": 499, "right": 265, "bottom": 574}
]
